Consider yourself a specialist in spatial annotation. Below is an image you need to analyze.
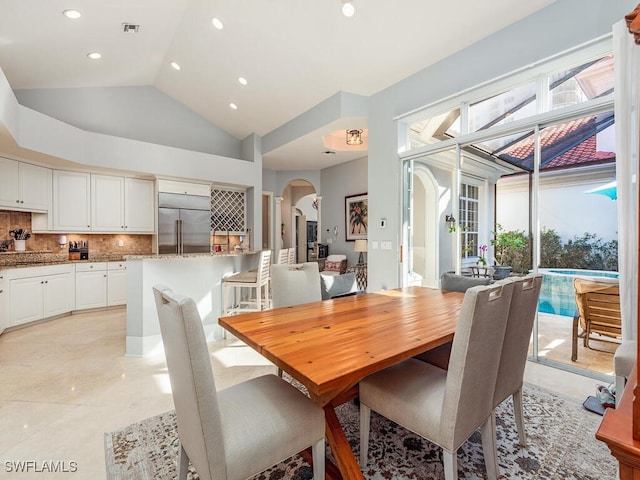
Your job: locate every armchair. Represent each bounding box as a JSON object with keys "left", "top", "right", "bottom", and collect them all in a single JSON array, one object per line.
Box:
[{"left": 318, "top": 254, "right": 347, "bottom": 275}]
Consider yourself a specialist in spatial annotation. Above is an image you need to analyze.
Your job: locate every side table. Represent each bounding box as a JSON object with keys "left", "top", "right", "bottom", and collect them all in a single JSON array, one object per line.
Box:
[{"left": 351, "top": 263, "right": 367, "bottom": 291}]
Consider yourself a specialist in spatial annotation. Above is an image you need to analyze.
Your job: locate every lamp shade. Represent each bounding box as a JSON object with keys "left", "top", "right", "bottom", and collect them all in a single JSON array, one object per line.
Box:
[{"left": 354, "top": 239, "right": 367, "bottom": 252}]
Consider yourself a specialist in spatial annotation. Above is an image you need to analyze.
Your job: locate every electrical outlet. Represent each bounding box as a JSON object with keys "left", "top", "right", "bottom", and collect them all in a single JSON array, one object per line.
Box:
[
  {"left": 372, "top": 241, "right": 379, "bottom": 249},
  {"left": 118, "top": 240, "right": 124, "bottom": 247}
]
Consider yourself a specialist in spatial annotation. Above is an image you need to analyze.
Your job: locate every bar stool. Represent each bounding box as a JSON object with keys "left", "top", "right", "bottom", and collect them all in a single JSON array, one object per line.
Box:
[
  {"left": 222, "top": 250, "right": 272, "bottom": 317},
  {"left": 276, "top": 248, "right": 289, "bottom": 264}
]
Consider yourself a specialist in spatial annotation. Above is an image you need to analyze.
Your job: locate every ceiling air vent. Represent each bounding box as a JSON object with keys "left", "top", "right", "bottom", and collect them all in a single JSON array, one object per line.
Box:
[{"left": 122, "top": 23, "right": 140, "bottom": 33}]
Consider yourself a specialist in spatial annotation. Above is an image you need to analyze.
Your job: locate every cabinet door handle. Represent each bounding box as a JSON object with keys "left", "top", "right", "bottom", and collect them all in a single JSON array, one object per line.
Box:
[
  {"left": 103, "top": 274, "right": 107, "bottom": 277},
  {"left": 20, "top": 200, "right": 24, "bottom": 204},
  {"left": 41, "top": 281, "right": 44, "bottom": 284},
  {"left": 0, "top": 289, "right": 3, "bottom": 293},
  {"left": 16, "top": 200, "right": 19, "bottom": 203},
  {"left": 45, "top": 280, "right": 48, "bottom": 284}
]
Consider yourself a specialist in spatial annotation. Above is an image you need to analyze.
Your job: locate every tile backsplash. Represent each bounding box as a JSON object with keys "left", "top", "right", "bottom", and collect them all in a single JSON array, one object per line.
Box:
[{"left": 0, "top": 210, "right": 153, "bottom": 254}]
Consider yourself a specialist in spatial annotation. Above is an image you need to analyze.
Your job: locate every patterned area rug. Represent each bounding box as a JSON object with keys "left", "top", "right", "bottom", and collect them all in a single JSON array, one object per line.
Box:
[{"left": 105, "top": 382, "right": 615, "bottom": 479}]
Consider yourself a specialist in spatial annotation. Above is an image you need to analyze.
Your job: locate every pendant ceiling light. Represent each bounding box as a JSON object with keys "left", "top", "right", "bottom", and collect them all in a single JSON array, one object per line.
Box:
[{"left": 346, "top": 129, "right": 363, "bottom": 145}]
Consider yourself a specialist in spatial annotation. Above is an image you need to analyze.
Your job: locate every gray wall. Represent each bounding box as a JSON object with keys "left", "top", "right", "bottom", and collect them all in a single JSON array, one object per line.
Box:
[
  {"left": 320, "top": 156, "right": 368, "bottom": 266},
  {"left": 15, "top": 85, "right": 242, "bottom": 159},
  {"left": 366, "top": 0, "right": 635, "bottom": 292}
]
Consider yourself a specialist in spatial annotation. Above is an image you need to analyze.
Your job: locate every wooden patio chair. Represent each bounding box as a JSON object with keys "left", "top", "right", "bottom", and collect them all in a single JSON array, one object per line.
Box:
[{"left": 571, "top": 277, "right": 621, "bottom": 361}]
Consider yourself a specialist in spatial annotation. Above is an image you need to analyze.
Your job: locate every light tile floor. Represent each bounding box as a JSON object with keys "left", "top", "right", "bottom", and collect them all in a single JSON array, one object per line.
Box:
[{"left": 0, "top": 308, "right": 604, "bottom": 479}]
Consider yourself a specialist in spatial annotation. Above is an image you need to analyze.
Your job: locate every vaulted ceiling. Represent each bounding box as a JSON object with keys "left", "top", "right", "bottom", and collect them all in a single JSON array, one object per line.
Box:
[{"left": 0, "top": 0, "right": 557, "bottom": 169}]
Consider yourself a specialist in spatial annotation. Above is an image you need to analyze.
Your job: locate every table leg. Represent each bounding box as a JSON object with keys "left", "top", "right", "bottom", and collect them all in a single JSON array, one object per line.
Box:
[{"left": 324, "top": 405, "right": 365, "bottom": 479}]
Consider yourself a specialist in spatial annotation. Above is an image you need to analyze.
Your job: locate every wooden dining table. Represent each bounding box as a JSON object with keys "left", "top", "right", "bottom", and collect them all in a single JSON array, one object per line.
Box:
[{"left": 219, "top": 285, "right": 465, "bottom": 479}]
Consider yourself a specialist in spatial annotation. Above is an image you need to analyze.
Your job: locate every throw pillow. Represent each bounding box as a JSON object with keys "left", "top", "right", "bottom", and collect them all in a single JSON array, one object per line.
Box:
[{"left": 324, "top": 260, "right": 342, "bottom": 272}]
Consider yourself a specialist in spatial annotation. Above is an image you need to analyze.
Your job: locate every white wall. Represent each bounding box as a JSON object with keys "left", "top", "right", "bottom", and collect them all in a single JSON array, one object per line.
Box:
[{"left": 497, "top": 167, "right": 618, "bottom": 242}]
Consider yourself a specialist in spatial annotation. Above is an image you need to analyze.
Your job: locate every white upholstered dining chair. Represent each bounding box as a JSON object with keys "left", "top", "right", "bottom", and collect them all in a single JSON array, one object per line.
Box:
[
  {"left": 270, "top": 262, "right": 322, "bottom": 308},
  {"left": 359, "top": 282, "right": 515, "bottom": 480},
  {"left": 492, "top": 274, "right": 543, "bottom": 446},
  {"left": 153, "top": 285, "right": 325, "bottom": 480}
]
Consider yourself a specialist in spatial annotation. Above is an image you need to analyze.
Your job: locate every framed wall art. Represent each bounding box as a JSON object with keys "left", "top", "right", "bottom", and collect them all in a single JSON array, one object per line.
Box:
[{"left": 345, "top": 193, "right": 368, "bottom": 241}]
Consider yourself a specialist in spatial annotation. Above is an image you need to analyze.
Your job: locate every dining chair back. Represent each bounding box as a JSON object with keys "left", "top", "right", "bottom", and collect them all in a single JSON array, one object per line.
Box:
[
  {"left": 153, "top": 285, "right": 325, "bottom": 480},
  {"left": 271, "top": 262, "right": 322, "bottom": 308},
  {"left": 287, "top": 247, "right": 296, "bottom": 264},
  {"left": 359, "top": 282, "right": 514, "bottom": 480},
  {"left": 492, "top": 274, "right": 543, "bottom": 446}
]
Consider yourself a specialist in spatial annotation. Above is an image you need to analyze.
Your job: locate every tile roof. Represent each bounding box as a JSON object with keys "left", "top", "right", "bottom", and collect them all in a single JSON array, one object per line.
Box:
[{"left": 497, "top": 113, "right": 615, "bottom": 172}]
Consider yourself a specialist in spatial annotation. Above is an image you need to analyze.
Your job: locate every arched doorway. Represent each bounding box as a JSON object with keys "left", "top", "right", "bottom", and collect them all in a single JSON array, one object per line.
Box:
[
  {"left": 406, "top": 162, "right": 440, "bottom": 288},
  {"left": 279, "top": 180, "right": 318, "bottom": 263}
]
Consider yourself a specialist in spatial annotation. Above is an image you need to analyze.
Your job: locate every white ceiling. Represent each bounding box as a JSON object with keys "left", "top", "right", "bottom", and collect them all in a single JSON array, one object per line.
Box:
[{"left": 0, "top": 0, "right": 556, "bottom": 170}]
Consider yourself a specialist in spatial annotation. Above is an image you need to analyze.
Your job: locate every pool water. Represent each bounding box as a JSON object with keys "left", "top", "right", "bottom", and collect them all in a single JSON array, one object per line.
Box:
[{"left": 538, "top": 268, "right": 619, "bottom": 317}]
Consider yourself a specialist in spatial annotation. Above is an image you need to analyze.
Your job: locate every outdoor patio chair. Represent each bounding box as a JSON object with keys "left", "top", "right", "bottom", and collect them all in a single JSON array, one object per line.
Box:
[{"left": 571, "top": 277, "right": 621, "bottom": 361}]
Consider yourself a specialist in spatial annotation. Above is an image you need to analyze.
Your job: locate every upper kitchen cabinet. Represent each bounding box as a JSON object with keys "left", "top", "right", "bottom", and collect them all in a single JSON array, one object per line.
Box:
[
  {"left": 124, "top": 178, "right": 155, "bottom": 232},
  {"left": 53, "top": 170, "right": 92, "bottom": 231},
  {"left": 92, "top": 175, "right": 154, "bottom": 233},
  {"left": 0, "top": 158, "right": 51, "bottom": 212}
]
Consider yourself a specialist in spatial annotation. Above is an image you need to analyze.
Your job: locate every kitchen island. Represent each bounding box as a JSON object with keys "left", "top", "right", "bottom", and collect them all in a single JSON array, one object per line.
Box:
[{"left": 124, "top": 251, "right": 260, "bottom": 356}]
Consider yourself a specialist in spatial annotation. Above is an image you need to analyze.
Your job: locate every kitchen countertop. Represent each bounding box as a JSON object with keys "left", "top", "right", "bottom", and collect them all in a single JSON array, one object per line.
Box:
[
  {"left": 0, "top": 250, "right": 259, "bottom": 270},
  {"left": 0, "top": 251, "right": 130, "bottom": 270},
  {"left": 124, "top": 250, "right": 258, "bottom": 260}
]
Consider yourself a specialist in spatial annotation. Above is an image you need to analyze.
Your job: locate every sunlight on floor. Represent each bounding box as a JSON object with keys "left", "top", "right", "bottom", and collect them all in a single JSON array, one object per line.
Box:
[{"left": 211, "top": 343, "right": 273, "bottom": 368}]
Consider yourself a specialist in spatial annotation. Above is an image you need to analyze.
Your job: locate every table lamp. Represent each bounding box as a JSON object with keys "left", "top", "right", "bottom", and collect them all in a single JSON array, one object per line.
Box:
[{"left": 354, "top": 239, "right": 367, "bottom": 264}]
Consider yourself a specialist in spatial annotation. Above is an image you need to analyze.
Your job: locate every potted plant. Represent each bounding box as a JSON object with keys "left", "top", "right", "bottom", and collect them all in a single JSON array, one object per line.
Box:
[
  {"left": 477, "top": 244, "right": 488, "bottom": 266},
  {"left": 490, "top": 224, "right": 525, "bottom": 279}
]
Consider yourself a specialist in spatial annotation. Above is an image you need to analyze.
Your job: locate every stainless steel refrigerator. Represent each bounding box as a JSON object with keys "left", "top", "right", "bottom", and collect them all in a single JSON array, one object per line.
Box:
[{"left": 158, "top": 192, "right": 211, "bottom": 254}]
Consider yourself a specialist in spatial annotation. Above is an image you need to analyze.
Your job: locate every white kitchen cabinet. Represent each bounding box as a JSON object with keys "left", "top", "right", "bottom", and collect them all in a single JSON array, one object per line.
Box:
[
  {"left": 8, "top": 265, "right": 74, "bottom": 328},
  {"left": 75, "top": 262, "right": 108, "bottom": 310},
  {"left": 0, "top": 158, "right": 51, "bottom": 212},
  {"left": 92, "top": 174, "right": 124, "bottom": 232},
  {"left": 158, "top": 179, "right": 210, "bottom": 196},
  {"left": 0, "top": 272, "right": 7, "bottom": 334},
  {"left": 107, "top": 262, "right": 127, "bottom": 306},
  {"left": 124, "top": 178, "right": 155, "bottom": 232},
  {"left": 92, "top": 175, "right": 154, "bottom": 233},
  {"left": 53, "top": 170, "right": 92, "bottom": 231}
]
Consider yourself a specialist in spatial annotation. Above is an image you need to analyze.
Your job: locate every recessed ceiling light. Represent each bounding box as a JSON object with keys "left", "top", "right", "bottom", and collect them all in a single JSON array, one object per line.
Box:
[
  {"left": 63, "top": 9, "right": 81, "bottom": 19},
  {"left": 342, "top": 1, "right": 355, "bottom": 18},
  {"left": 212, "top": 17, "right": 224, "bottom": 30},
  {"left": 87, "top": 52, "right": 102, "bottom": 60},
  {"left": 170, "top": 62, "right": 181, "bottom": 71},
  {"left": 229, "top": 103, "right": 238, "bottom": 110},
  {"left": 238, "top": 77, "right": 248, "bottom": 86}
]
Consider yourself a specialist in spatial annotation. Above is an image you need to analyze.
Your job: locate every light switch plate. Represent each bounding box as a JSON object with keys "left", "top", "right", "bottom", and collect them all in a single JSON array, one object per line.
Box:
[
  {"left": 381, "top": 241, "right": 392, "bottom": 250},
  {"left": 372, "top": 241, "right": 379, "bottom": 249}
]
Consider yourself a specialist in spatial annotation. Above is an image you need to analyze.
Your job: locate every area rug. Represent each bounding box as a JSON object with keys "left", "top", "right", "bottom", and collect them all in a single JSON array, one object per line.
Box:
[{"left": 105, "top": 383, "right": 616, "bottom": 479}]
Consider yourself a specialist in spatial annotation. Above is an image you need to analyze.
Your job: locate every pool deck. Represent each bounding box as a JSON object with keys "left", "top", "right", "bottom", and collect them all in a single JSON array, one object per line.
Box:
[{"left": 534, "top": 312, "right": 617, "bottom": 377}]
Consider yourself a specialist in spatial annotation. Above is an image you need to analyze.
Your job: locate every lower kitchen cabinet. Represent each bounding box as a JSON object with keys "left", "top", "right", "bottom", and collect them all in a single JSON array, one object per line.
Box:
[
  {"left": 75, "top": 261, "right": 127, "bottom": 310},
  {"left": 107, "top": 261, "right": 127, "bottom": 306},
  {"left": 0, "top": 273, "right": 7, "bottom": 334},
  {"left": 8, "top": 265, "right": 74, "bottom": 328},
  {"left": 75, "top": 262, "right": 108, "bottom": 310}
]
